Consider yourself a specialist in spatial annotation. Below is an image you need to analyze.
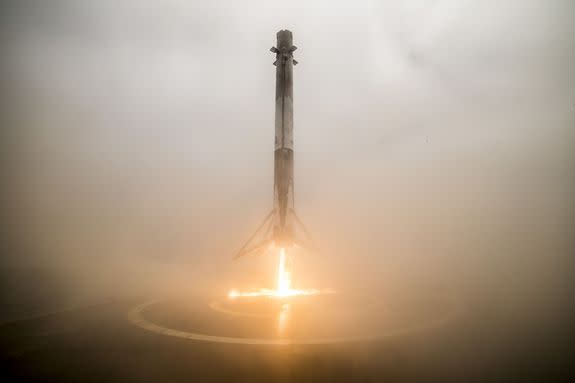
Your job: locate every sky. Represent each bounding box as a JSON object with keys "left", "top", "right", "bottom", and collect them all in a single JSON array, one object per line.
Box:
[{"left": 1, "top": 0, "right": 574, "bottom": 304}]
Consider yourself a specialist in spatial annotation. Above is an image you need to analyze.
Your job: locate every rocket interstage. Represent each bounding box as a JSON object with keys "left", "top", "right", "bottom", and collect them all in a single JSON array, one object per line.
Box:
[{"left": 235, "top": 30, "right": 314, "bottom": 259}]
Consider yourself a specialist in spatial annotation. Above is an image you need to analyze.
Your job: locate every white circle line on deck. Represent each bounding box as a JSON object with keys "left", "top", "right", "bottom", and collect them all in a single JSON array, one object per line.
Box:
[
  {"left": 208, "top": 300, "right": 274, "bottom": 318},
  {"left": 128, "top": 300, "right": 462, "bottom": 346}
]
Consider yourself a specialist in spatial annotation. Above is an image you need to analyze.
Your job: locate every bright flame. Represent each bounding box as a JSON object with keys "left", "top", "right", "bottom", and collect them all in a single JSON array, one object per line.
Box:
[
  {"left": 228, "top": 247, "right": 330, "bottom": 299},
  {"left": 276, "top": 247, "right": 291, "bottom": 296}
]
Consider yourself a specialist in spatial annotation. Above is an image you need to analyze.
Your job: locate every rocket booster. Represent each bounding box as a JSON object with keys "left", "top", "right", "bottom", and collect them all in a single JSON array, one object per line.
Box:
[
  {"left": 235, "top": 30, "right": 313, "bottom": 259},
  {"left": 271, "top": 30, "right": 297, "bottom": 247}
]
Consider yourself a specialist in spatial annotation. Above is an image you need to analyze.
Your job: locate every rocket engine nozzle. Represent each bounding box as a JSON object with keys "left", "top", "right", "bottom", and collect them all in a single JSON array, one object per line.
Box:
[{"left": 273, "top": 224, "right": 295, "bottom": 248}]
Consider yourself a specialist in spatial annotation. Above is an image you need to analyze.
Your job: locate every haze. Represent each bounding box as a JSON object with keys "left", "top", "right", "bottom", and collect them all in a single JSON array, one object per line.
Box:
[{"left": 1, "top": 0, "right": 573, "bottom": 350}]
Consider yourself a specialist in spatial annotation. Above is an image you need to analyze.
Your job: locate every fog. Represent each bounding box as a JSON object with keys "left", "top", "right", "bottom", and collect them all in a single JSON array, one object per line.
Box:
[{"left": 0, "top": 0, "right": 574, "bottom": 379}]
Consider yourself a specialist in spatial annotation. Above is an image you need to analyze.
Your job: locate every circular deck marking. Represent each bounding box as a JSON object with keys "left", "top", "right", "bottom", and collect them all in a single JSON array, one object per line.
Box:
[
  {"left": 128, "top": 299, "right": 462, "bottom": 346},
  {"left": 208, "top": 300, "right": 273, "bottom": 318}
]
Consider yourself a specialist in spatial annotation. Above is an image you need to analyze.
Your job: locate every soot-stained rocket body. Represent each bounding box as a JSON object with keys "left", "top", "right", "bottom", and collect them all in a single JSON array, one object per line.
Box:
[{"left": 235, "top": 30, "right": 313, "bottom": 259}]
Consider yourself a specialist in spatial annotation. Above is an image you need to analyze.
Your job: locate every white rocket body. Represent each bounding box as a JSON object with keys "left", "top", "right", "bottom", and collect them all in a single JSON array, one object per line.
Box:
[
  {"left": 235, "top": 30, "right": 313, "bottom": 259},
  {"left": 272, "top": 30, "right": 296, "bottom": 247}
]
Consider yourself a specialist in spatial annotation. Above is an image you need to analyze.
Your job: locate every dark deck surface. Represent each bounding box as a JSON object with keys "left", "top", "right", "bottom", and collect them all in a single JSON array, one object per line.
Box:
[{"left": 1, "top": 290, "right": 573, "bottom": 382}]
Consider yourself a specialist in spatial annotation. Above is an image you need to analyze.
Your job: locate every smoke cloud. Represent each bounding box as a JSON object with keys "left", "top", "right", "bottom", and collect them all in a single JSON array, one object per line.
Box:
[{"left": 0, "top": 0, "right": 574, "bottom": 379}]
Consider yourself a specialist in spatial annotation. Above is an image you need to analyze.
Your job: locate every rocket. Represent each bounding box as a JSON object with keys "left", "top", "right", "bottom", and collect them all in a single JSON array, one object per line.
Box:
[{"left": 235, "top": 30, "right": 314, "bottom": 259}]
